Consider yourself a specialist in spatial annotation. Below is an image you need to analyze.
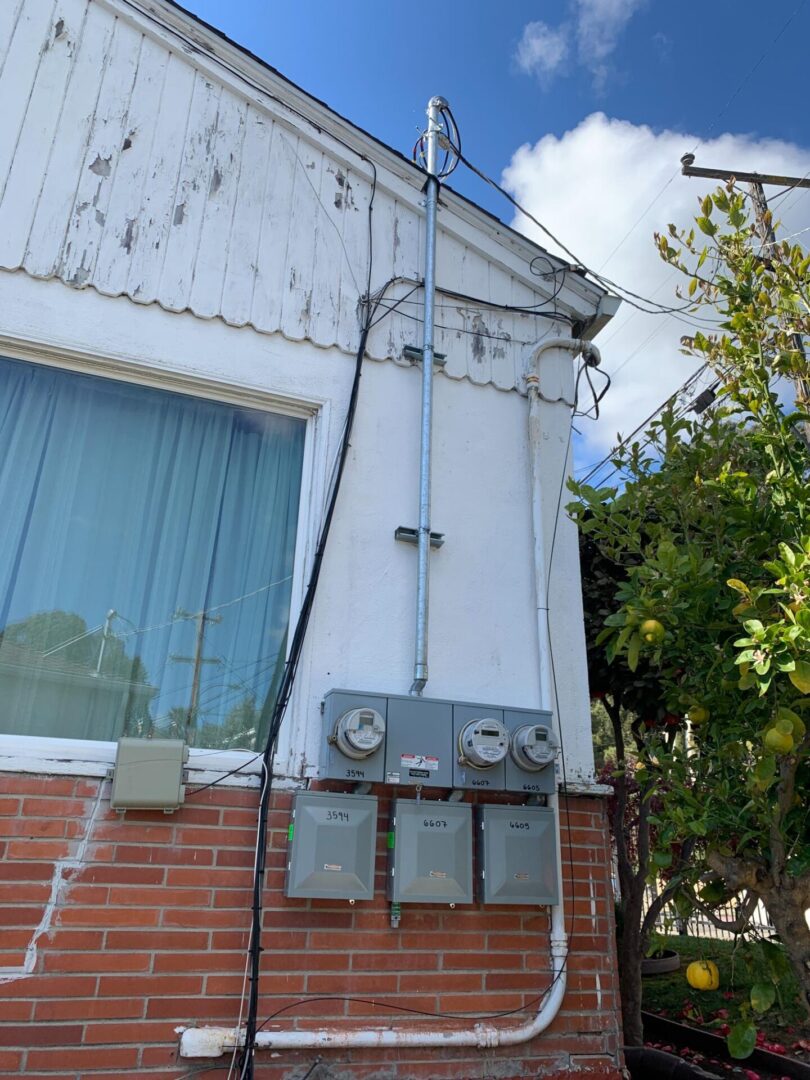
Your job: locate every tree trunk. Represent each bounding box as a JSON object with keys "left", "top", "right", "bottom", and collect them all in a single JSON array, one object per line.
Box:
[
  {"left": 762, "top": 887, "right": 810, "bottom": 1019},
  {"left": 618, "top": 883, "right": 646, "bottom": 1046}
]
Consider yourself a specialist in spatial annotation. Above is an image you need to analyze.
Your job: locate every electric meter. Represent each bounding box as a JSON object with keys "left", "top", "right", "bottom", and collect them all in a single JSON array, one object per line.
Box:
[
  {"left": 510, "top": 724, "right": 556, "bottom": 771},
  {"left": 458, "top": 717, "right": 509, "bottom": 769},
  {"left": 334, "top": 707, "right": 386, "bottom": 760}
]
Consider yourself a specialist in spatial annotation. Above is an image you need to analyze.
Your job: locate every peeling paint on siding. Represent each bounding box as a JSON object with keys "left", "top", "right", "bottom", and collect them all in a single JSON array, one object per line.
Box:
[{"left": 0, "top": 0, "right": 570, "bottom": 391}]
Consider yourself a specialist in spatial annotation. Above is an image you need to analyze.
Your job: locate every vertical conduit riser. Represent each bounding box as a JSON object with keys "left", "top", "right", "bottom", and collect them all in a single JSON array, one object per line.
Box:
[{"left": 411, "top": 96, "right": 446, "bottom": 695}]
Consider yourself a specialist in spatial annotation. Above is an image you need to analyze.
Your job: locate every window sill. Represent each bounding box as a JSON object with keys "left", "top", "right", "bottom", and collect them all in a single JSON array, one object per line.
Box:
[{"left": 0, "top": 733, "right": 272, "bottom": 787}]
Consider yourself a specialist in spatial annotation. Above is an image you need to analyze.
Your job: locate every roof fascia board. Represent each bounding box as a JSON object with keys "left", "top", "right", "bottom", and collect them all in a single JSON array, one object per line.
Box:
[{"left": 102, "top": 0, "right": 607, "bottom": 321}]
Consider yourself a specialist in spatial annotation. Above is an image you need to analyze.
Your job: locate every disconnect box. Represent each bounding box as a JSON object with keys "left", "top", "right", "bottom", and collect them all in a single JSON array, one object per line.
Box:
[
  {"left": 477, "top": 804, "right": 559, "bottom": 905},
  {"left": 285, "top": 791, "right": 378, "bottom": 901},
  {"left": 388, "top": 799, "right": 473, "bottom": 904}
]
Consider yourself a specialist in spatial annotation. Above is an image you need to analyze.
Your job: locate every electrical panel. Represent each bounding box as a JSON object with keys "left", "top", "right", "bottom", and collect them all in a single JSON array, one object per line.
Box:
[
  {"left": 388, "top": 799, "right": 473, "bottom": 904},
  {"left": 285, "top": 791, "right": 378, "bottom": 901},
  {"left": 477, "top": 804, "right": 559, "bottom": 906},
  {"left": 319, "top": 690, "right": 557, "bottom": 795}
]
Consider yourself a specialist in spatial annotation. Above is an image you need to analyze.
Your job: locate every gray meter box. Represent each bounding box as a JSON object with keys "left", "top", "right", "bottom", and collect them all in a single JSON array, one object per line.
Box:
[
  {"left": 504, "top": 709, "right": 556, "bottom": 795},
  {"left": 285, "top": 791, "right": 378, "bottom": 901},
  {"left": 388, "top": 799, "right": 473, "bottom": 904},
  {"left": 319, "top": 688, "right": 556, "bottom": 794},
  {"left": 477, "top": 804, "right": 559, "bottom": 905},
  {"left": 453, "top": 704, "right": 507, "bottom": 792},
  {"left": 321, "top": 690, "right": 388, "bottom": 783}
]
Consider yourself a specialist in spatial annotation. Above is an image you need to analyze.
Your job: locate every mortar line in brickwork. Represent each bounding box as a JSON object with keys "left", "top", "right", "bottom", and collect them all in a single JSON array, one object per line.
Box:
[{"left": 0, "top": 779, "right": 105, "bottom": 984}]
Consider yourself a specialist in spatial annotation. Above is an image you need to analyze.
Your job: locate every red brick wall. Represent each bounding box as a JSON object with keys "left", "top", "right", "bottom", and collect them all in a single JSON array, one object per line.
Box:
[{"left": 0, "top": 773, "right": 623, "bottom": 1079}]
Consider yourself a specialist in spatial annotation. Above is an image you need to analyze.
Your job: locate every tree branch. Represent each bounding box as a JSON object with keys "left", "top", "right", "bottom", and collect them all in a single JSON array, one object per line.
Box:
[
  {"left": 706, "top": 849, "right": 772, "bottom": 894},
  {"left": 683, "top": 886, "right": 759, "bottom": 933}
]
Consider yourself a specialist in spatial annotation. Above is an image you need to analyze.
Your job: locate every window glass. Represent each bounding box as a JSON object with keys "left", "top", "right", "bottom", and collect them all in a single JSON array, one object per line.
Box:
[{"left": 0, "top": 356, "right": 305, "bottom": 750}]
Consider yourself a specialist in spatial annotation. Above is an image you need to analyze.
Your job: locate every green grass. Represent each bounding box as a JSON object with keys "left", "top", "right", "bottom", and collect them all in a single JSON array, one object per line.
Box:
[{"left": 642, "top": 935, "right": 809, "bottom": 1045}]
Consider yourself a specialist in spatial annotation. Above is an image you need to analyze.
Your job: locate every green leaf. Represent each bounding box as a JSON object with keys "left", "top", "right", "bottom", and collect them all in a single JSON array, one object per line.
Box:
[
  {"left": 726, "top": 578, "right": 750, "bottom": 594},
  {"left": 727, "top": 1020, "right": 757, "bottom": 1060},
  {"left": 627, "top": 633, "right": 641, "bottom": 673},
  {"left": 750, "top": 982, "right": 776, "bottom": 1014},
  {"left": 789, "top": 661, "right": 810, "bottom": 694}
]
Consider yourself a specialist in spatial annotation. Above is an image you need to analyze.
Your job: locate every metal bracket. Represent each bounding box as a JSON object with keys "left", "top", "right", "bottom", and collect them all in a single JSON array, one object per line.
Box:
[
  {"left": 402, "top": 345, "right": 447, "bottom": 368},
  {"left": 395, "top": 526, "right": 445, "bottom": 549}
]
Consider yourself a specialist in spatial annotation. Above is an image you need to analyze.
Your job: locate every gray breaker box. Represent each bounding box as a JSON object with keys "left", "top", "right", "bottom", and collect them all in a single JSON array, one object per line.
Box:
[
  {"left": 285, "top": 791, "right": 378, "bottom": 901},
  {"left": 387, "top": 798, "right": 473, "bottom": 904},
  {"left": 476, "top": 804, "right": 559, "bottom": 906}
]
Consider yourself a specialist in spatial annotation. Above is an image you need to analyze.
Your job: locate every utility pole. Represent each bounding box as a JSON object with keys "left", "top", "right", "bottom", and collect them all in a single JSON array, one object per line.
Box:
[
  {"left": 680, "top": 154, "right": 810, "bottom": 443},
  {"left": 170, "top": 608, "right": 222, "bottom": 735},
  {"left": 95, "top": 608, "right": 117, "bottom": 674}
]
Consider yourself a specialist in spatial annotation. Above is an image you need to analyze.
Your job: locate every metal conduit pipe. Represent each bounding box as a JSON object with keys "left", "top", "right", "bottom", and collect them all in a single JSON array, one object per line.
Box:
[
  {"left": 177, "top": 338, "right": 597, "bottom": 1064},
  {"left": 410, "top": 95, "right": 445, "bottom": 695}
]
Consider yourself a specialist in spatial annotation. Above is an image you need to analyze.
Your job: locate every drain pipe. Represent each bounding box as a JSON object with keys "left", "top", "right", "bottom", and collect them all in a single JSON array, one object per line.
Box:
[
  {"left": 177, "top": 338, "right": 596, "bottom": 1065},
  {"left": 411, "top": 95, "right": 445, "bottom": 695}
]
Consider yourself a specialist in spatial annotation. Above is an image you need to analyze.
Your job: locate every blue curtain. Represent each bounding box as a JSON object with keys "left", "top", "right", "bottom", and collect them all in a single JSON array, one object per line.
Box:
[{"left": 0, "top": 355, "right": 305, "bottom": 749}]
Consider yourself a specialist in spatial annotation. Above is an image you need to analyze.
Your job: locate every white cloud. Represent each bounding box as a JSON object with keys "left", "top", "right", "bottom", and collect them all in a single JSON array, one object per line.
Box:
[
  {"left": 501, "top": 113, "right": 810, "bottom": 471},
  {"left": 573, "top": 0, "right": 645, "bottom": 75},
  {"left": 515, "top": 21, "right": 570, "bottom": 80},
  {"left": 515, "top": 0, "right": 644, "bottom": 87}
]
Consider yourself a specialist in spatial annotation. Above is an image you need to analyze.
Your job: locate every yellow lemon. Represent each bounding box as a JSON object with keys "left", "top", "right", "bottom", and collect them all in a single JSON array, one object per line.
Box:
[
  {"left": 764, "top": 727, "right": 793, "bottom": 754},
  {"left": 686, "top": 960, "right": 720, "bottom": 992},
  {"left": 639, "top": 619, "right": 665, "bottom": 645}
]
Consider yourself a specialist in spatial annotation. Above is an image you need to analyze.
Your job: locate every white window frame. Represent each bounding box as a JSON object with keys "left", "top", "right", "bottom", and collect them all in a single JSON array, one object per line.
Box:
[{"left": 0, "top": 333, "right": 330, "bottom": 785}]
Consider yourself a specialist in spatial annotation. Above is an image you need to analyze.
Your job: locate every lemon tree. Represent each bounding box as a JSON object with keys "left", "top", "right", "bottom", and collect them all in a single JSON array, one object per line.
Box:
[{"left": 570, "top": 189, "right": 810, "bottom": 1020}]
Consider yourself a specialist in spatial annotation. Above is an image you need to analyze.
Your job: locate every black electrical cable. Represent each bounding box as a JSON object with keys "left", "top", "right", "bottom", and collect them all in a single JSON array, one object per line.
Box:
[
  {"left": 238, "top": 311, "right": 382, "bottom": 1080},
  {"left": 578, "top": 362, "right": 709, "bottom": 486},
  {"left": 455, "top": 149, "right": 720, "bottom": 325},
  {"left": 235, "top": 155, "right": 390, "bottom": 1075}
]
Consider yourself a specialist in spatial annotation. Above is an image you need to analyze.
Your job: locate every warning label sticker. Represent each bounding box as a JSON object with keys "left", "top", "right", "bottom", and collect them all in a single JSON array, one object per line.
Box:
[
  {"left": 400, "top": 754, "right": 439, "bottom": 771},
  {"left": 323, "top": 863, "right": 343, "bottom": 872},
  {"left": 428, "top": 870, "right": 447, "bottom": 879}
]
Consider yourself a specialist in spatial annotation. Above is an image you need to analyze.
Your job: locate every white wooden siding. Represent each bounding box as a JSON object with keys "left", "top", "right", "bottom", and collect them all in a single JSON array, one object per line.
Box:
[{"left": 0, "top": 0, "right": 589, "bottom": 391}]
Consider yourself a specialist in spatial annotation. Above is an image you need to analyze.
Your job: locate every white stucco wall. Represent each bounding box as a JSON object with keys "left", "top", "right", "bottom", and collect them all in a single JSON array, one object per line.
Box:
[{"left": 0, "top": 270, "right": 595, "bottom": 783}]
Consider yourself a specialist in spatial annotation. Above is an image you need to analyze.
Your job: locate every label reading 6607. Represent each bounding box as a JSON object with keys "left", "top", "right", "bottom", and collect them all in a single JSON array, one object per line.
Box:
[{"left": 423, "top": 818, "right": 448, "bottom": 828}]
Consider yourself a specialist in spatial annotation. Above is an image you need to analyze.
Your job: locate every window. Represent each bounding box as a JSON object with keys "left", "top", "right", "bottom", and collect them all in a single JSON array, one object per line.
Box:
[{"left": 0, "top": 355, "right": 305, "bottom": 751}]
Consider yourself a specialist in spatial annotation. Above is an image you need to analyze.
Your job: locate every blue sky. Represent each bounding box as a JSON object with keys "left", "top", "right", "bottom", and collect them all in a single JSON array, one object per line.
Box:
[{"left": 180, "top": 0, "right": 810, "bottom": 469}]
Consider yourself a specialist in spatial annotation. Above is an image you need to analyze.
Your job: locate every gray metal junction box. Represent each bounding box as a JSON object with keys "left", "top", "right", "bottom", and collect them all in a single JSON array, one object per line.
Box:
[
  {"left": 388, "top": 799, "right": 473, "bottom": 904},
  {"left": 477, "top": 804, "right": 559, "bottom": 906},
  {"left": 285, "top": 791, "right": 378, "bottom": 901}
]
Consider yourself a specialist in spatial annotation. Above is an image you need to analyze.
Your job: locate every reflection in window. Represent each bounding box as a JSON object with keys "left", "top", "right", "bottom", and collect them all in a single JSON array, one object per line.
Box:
[{"left": 0, "top": 356, "right": 305, "bottom": 750}]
